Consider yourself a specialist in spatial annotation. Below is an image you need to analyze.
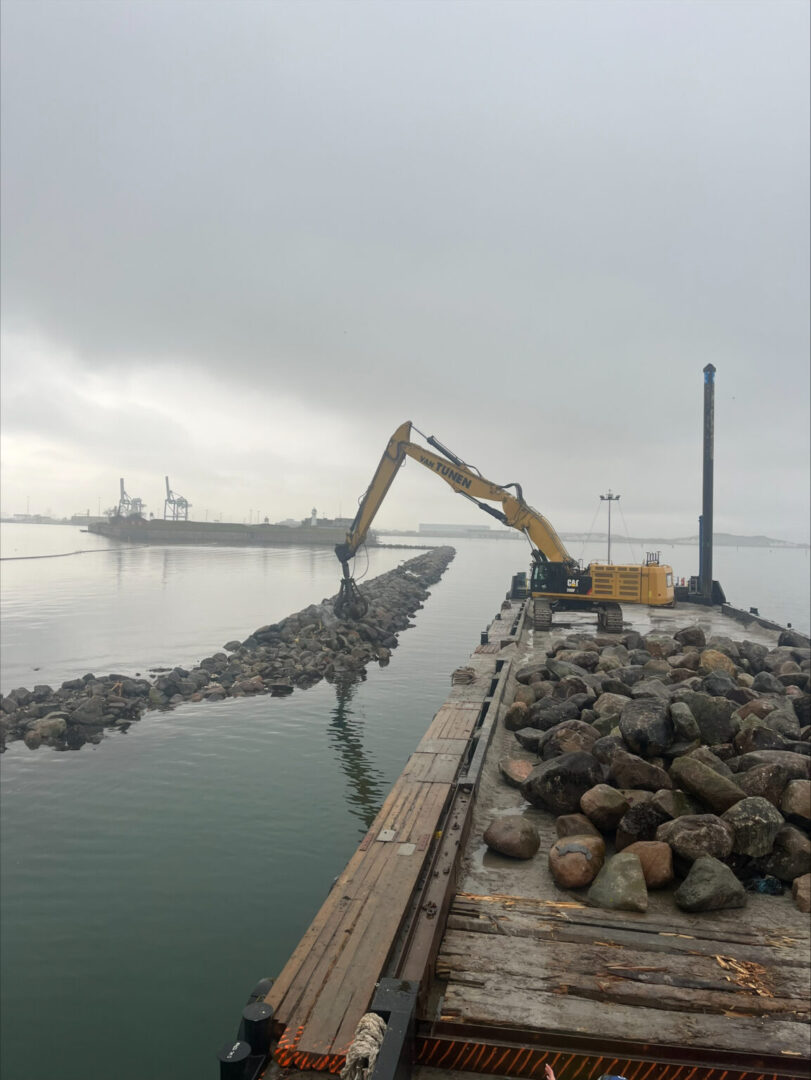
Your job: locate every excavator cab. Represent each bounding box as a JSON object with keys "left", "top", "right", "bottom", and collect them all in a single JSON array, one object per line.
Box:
[{"left": 529, "top": 556, "right": 592, "bottom": 597}]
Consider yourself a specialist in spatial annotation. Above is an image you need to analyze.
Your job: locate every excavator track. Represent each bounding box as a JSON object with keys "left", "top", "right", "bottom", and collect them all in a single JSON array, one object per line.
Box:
[
  {"left": 597, "top": 603, "right": 623, "bottom": 633},
  {"left": 533, "top": 599, "right": 553, "bottom": 632}
]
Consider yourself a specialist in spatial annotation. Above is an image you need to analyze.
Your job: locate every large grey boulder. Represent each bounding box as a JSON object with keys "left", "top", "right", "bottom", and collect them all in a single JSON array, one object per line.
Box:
[
  {"left": 686, "top": 746, "right": 734, "bottom": 778},
  {"left": 735, "top": 751, "right": 811, "bottom": 779},
  {"left": 599, "top": 679, "right": 633, "bottom": 699},
  {"left": 529, "top": 697, "right": 582, "bottom": 731},
  {"left": 736, "top": 763, "right": 793, "bottom": 807},
  {"left": 781, "top": 779, "right": 811, "bottom": 828},
  {"left": 513, "top": 727, "right": 547, "bottom": 753},
  {"left": 590, "top": 735, "right": 625, "bottom": 765},
  {"left": 657, "top": 814, "right": 735, "bottom": 863},
  {"left": 752, "top": 671, "right": 786, "bottom": 694},
  {"left": 757, "top": 825, "right": 811, "bottom": 882},
  {"left": 618, "top": 666, "right": 647, "bottom": 687},
  {"left": 702, "top": 672, "right": 737, "bottom": 697},
  {"left": 586, "top": 852, "right": 648, "bottom": 912},
  {"left": 615, "top": 802, "right": 670, "bottom": 850},
  {"left": 32, "top": 716, "right": 68, "bottom": 740},
  {"left": 737, "top": 639, "right": 769, "bottom": 670},
  {"left": 540, "top": 720, "right": 599, "bottom": 760},
  {"left": 734, "top": 724, "right": 791, "bottom": 755},
  {"left": 630, "top": 679, "right": 672, "bottom": 703},
  {"left": 650, "top": 787, "right": 702, "bottom": 819},
  {"left": 593, "top": 692, "right": 631, "bottom": 718},
  {"left": 751, "top": 707, "right": 801, "bottom": 739},
  {"left": 721, "top": 797, "right": 785, "bottom": 857},
  {"left": 580, "top": 784, "right": 630, "bottom": 831},
  {"left": 669, "top": 701, "right": 701, "bottom": 743},
  {"left": 644, "top": 635, "right": 680, "bottom": 659},
  {"left": 619, "top": 698, "right": 674, "bottom": 757},
  {"left": 674, "top": 855, "right": 747, "bottom": 912},
  {"left": 669, "top": 756, "right": 746, "bottom": 813},
  {"left": 515, "top": 661, "right": 549, "bottom": 685},
  {"left": 68, "top": 696, "right": 105, "bottom": 727},
  {"left": 609, "top": 748, "right": 672, "bottom": 792},
  {"left": 675, "top": 691, "right": 739, "bottom": 745},
  {"left": 520, "top": 752, "right": 603, "bottom": 814},
  {"left": 546, "top": 659, "right": 589, "bottom": 681},
  {"left": 674, "top": 625, "right": 706, "bottom": 648}
]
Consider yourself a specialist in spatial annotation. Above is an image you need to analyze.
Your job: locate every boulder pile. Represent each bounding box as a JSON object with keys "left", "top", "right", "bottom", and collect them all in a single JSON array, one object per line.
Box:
[
  {"left": 0, "top": 547, "right": 456, "bottom": 752},
  {"left": 487, "top": 622, "right": 811, "bottom": 914}
]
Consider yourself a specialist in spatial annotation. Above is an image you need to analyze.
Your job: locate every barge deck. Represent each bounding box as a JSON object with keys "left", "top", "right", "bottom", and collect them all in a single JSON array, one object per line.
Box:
[{"left": 223, "top": 599, "right": 810, "bottom": 1080}]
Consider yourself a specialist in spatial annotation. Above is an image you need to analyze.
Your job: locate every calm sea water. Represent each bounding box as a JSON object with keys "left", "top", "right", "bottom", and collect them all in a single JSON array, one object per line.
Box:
[{"left": 1, "top": 524, "right": 808, "bottom": 1080}]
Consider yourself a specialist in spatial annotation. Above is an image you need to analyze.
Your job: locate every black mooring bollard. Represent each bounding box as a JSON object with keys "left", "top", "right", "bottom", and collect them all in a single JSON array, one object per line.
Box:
[
  {"left": 241, "top": 1002, "right": 273, "bottom": 1057},
  {"left": 218, "top": 1039, "right": 252, "bottom": 1080}
]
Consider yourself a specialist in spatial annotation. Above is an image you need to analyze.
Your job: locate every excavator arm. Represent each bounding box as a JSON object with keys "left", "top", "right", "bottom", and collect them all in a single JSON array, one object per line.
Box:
[{"left": 334, "top": 422, "right": 577, "bottom": 618}]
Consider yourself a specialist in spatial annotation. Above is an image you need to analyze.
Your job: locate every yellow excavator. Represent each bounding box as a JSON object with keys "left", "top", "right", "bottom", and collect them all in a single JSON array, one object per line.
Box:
[{"left": 334, "top": 422, "right": 674, "bottom": 632}]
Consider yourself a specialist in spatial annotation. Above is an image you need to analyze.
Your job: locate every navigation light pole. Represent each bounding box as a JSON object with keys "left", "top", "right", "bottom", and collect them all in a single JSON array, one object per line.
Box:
[{"left": 600, "top": 490, "right": 620, "bottom": 564}]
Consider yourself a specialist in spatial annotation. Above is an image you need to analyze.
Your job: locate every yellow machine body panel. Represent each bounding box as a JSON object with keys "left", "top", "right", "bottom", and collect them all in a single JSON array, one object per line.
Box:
[{"left": 577, "top": 562, "right": 674, "bottom": 606}]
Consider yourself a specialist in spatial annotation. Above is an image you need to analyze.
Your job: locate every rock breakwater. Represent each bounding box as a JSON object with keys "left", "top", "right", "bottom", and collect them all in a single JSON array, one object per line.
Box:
[
  {"left": 490, "top": 622, "right": 811, "bottom": 914},
  {"left": 0, "top": 547, "right": 456, "bottom": 752}
]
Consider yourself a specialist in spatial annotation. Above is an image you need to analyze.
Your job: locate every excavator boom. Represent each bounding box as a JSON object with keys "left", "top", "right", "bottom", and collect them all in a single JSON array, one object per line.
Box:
[
  {"left": 336, "top": 422, "right": 573, "bottom": 570},
  {"left": 334, "top": 422, "right": 674, "bottom": 627}
]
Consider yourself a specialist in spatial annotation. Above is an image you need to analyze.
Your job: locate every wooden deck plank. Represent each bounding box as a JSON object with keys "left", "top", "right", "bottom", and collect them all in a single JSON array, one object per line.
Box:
[
  {"left": 273, "top": 776, "right": 444, "bottom": 1027},
  {"left": 403, "top": 752, "right": 463, "bottom": 784},
  {"left": 311, "top": 783, "right": 453, "bottom": 1055},
  {"left": 414, "top": 736, "right": 471, "bottom": 756},
  {"left": 273, "top": 777, "right": 429, "bottom": 1026},
  {"left": 267, "top": 777, "right": 424, "bottom": 1019},
  {"left": 437, "top": 930, "right": 810, "bottom": 1014},
  {"left": 286, "top": 782, "right": 452, "bottom": 1056},
  {"left": 449, "top": 893, "right": 811, "bottom": 952},
  {"left": 443, "top": 870, "right": 809, "bottom": 1056},
  {"left": 446, "top": 909, "right": 811, "bottom": 968},
  {"left": 422, "top": 704, "right": 482, "bottom": 742},
  {"left": 439, "top": 983, "right": 810, "bottom": 1058}
]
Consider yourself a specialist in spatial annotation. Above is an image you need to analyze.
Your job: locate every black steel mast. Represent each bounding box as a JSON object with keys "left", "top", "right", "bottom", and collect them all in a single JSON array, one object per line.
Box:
[{"left": 699, "top": 363, "right": 716, "bottom": 601}]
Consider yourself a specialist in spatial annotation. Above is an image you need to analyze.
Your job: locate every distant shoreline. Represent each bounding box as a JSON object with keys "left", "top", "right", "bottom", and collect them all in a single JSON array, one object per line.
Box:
[{"left": 1, "top": 518, "right": 808, "bottom": 550}]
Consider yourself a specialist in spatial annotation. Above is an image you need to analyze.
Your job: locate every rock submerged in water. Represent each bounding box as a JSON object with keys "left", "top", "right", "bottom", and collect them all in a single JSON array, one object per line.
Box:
[{"left": 0, "top": 547, "right": 456, "bottom": 751}]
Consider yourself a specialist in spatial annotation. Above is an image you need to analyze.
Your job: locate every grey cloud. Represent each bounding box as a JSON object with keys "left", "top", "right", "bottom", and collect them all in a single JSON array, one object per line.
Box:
[{"left": 1, "top": 0, "right": 808, "bottom": 536}]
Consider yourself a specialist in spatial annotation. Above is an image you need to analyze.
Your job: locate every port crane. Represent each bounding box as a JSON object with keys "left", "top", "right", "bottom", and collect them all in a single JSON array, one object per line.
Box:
[
  {"left": 115, "top": 478, "right": 145, "bottom": 518},
  {"left": 163, "top": 477, "right": 191, "bottom": 521},
  {"left": 334, "top": 422, "right": 674, "bottom": 631}
]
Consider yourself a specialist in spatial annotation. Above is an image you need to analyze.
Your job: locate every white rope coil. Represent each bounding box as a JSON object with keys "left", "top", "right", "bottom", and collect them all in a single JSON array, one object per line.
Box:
[{"left": 340, "top": 1012, "right": 387, "bottom": 1080}]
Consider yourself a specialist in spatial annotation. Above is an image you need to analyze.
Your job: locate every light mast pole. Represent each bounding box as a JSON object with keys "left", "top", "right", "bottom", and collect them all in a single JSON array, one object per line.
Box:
[{"left": 600, "top": 490, "right": 620, "bottom": 564}]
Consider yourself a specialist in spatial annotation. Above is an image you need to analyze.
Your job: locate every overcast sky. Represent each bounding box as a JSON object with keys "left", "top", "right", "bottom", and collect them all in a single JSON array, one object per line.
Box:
[{"left": 2, "top": 0, "right": 808, "bottom": 540}]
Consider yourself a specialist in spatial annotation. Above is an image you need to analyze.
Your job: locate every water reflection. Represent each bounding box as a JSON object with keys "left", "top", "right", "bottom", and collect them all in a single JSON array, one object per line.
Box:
[{"left": 328, "top": 675, "right": 387, "bottom": 832}]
